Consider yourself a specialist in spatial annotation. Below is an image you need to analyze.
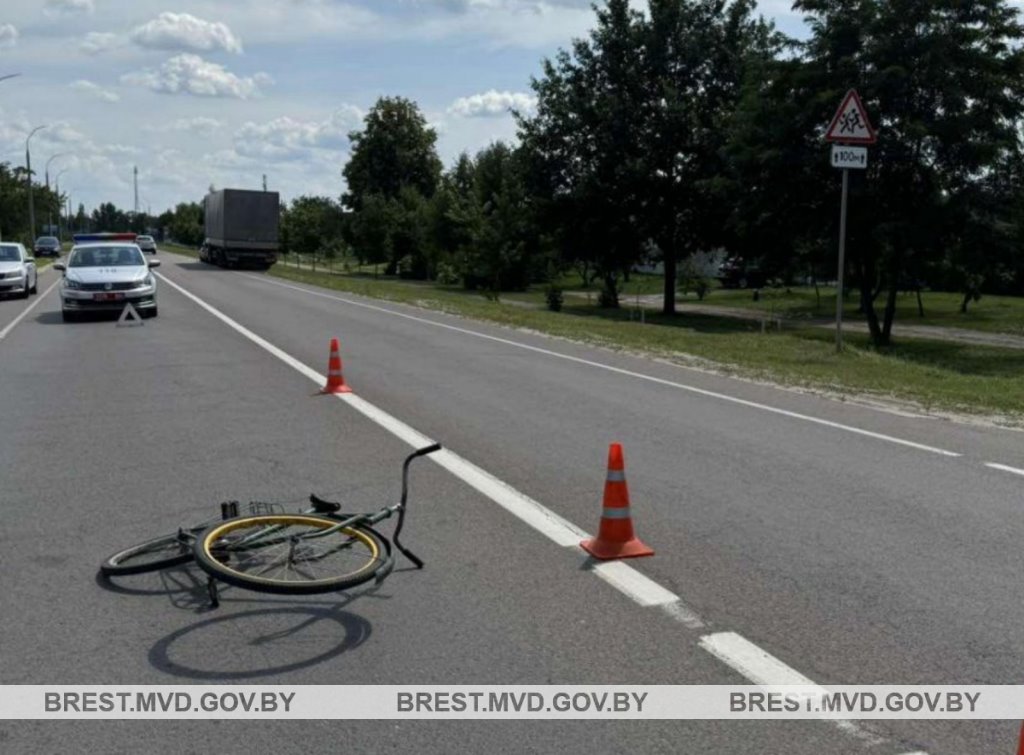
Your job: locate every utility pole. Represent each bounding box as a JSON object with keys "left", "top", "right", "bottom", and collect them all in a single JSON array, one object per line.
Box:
[
  {"left": 133, "top": 165, "right": 139, "bottom": 215},
  {"left": 26, "top": 126, "right": 47, "bottom": 242},
  {"left": 262, "top": 174, "right": 267, "bottom": 192}
]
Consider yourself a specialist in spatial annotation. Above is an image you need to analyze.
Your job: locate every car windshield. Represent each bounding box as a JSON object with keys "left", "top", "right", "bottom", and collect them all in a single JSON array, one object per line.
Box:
[
  {"left": 37, "top": 237, "right": 58, "bottom": 245},
  {"left": 138, "top": 236, "right": 153, "bottom": 241},
  {"left": 0, "top": 245, "right": 21, "bottom": 261},
  {"left": 70, "top": 246, "right": 145, "bottom": 267}
]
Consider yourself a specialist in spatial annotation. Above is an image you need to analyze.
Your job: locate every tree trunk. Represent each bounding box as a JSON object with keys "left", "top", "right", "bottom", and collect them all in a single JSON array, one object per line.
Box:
[
  {"left": 813, "top": 275, "right": 821, "bottom": 311},
  {"left": 858, "top": 254, "right": 884, "bottom": 345},
  {"left": 880, "top": 286, "right": 898, "bottom": 345},
  {"left": 960, "top": 293, "right": 971, "bottom": 314},
  {"left": 916, "top": 288, "right": 925, "bottom": 317},
  {"left": 662, "top": 238, "right": 676, "bottom": 316}
]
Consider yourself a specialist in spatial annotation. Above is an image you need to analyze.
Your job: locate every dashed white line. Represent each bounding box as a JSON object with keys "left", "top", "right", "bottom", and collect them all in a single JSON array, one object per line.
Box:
[
  {"left": 699, "top": 632, "right": 886, "bottom": 746},
  {"left": 985, "top": 462, "right": 1024, "bottom": 478},
  {"left": 242, "top": 274, "right": 961, "bottom": 459},
  {"left": 0, "top": 277, "right": 61, "bottom": 342}
]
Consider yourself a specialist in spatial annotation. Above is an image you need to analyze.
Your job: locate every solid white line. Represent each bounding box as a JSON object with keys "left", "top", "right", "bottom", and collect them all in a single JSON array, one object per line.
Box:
[
  {"left": 985, "top": 463, "right": 1024, "bottom": 478},
  {"left": 156, "top": 271, "right": 702, "bottom": 619},
  {"left": 244, "top": 275, "right": 961, "bottom": 458},
  {"left": 699, "top": 632, "right": 884, "bottom": 745},
  {"left": 0, "top": 278, "right": 61, "bottom": 342}
]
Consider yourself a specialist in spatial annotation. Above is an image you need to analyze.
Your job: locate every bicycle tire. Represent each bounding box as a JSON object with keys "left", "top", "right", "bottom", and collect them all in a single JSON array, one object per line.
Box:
[
  {"left": 100, "top": 529, "right": 203, "bottom": 576},
  {"left": 193, "top": 514, "right": 389, "bottom": 595}
]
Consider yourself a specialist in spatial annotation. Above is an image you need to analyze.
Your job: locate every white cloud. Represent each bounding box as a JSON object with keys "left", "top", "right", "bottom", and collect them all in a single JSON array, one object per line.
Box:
[
  {"left": 69, "top": 80, "right": 120, "bottom": 103},
  {"left": 448, "top": 90, "right": 536, "bottom": 118},
  {"left": 121, "top": 54, "right": 268, "bottom": 99},
  {"left": 80, "top": 32, "right": 118, "bottom": 55},
  {"left": 233, "top": 106, "right": 363, "bottom": 161},
  {"left": 0, "top": 24, "right": 18, "bottom": 49},
  {"left": 44, "top": 0, "right": 94, "bottom": 16},
  {"left": 151, "top": 116, "right": 225, "bottom": 136},
  {"left": 130, "top": 12, "right": 243, "bottom": 54}
]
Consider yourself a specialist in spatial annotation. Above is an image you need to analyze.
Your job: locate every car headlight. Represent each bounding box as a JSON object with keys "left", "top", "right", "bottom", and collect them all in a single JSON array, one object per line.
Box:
[
  {"left": 142, "top": 275, "right": 154, "bottom": 287},
  {"left": 63, "top": 278, "right": 81, "bottom": 289}
]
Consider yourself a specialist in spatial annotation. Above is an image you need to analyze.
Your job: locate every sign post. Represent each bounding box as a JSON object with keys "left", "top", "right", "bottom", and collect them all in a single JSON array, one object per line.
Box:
[{"left": 825, "top": 89, "right": 876, "bottom": 352}]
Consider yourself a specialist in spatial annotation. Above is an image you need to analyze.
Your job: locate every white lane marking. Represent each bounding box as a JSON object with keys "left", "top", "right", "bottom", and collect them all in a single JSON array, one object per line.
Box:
[
  {"left": 0, "top": 278, "right": 61, "bottom": 342},
  {"left": 243, "top": 275, "right": 961, "bottom": 459},
  {"left": 584, "top": 558, "right": 681, "bottom": 608},
  {"left": 986, "top": 463, "right": 1024, "bottom": 478},
  {"left": 699, "top": 632, "right": 886, "bottom": 746},
  {"left": 156, "top": 271, "right": 701, "bottom": 618}
]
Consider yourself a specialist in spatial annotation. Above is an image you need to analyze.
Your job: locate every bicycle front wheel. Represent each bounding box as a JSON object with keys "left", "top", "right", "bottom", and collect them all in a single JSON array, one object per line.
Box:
[
  {"left": 193, "top": 514, "right": 389, "bottom": 594},
  {"left": 101, "top": 529, "right": 201, "bottom": 576}
]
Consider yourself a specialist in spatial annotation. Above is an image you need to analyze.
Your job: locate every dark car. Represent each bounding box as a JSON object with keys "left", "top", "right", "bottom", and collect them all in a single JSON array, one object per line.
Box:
[{"left": 34, "top": 236, "right": 62, "bottom": 258}]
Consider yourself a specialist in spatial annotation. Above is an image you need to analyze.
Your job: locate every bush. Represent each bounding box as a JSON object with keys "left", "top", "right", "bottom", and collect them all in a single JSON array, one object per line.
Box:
[
  {"left": 545, "top": 285, "right": 564, "bottom": 312},
  {"left": 435, "top": 261, "right": 460, "bottom": 286}
]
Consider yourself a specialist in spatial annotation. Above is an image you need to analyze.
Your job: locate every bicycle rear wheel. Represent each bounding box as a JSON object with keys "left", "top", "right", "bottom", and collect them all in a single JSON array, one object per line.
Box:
[
  {"left": 100, "top": 529, "right": 202, "bottom": 576},
  {"left": 193, "top": 514, "right": 389, "bottom": 594}
]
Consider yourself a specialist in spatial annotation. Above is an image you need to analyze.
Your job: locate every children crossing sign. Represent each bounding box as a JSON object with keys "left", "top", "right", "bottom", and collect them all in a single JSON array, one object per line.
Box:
[
  {"left": 825, "top": 89, "right": 876, "bottom": 354},
  {"left": 825, "top": 89, "right": 876, "bottom": 144}
]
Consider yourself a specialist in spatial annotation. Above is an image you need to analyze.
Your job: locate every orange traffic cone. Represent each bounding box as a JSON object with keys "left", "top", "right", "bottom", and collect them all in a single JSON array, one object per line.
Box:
[
  {"left": 321, "top": 338, "right": 353, "bottom": 394},
  {"left": 581, "top": 443, "right": 653, "bottom": 560}
]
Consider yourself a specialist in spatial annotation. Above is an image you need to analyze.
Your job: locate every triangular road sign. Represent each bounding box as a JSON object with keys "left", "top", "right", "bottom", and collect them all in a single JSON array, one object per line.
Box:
[
  {"left": 117, "top": 302, "right": 144, "bottom": 327},
  {"left": 825, "top": 89, "right": 877, "bottom": 144}
]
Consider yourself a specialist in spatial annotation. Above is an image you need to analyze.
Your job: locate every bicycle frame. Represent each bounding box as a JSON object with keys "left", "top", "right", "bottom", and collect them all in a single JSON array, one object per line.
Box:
[{"left": 207, "top": 443, "right": 442, "bottom": 606}]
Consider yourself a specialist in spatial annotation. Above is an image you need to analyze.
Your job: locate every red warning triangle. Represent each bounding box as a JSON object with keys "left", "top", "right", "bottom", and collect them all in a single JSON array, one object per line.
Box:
[{"left": 825, "top": 89, "right": 876, "bottom": 144}]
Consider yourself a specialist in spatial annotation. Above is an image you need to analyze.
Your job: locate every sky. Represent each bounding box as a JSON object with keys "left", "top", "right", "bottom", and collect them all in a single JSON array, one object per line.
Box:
[{"left": 0, "top": 0, "right": 806, "bottom": 216}]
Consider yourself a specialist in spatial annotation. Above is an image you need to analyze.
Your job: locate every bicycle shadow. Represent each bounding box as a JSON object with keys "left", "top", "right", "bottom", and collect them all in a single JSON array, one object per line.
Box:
[
  {"left": 96, "top": 562, "right": 398, "bottom": 613},
  {"left": 147, "top": 602, "right": 373, "bottom": 680}
]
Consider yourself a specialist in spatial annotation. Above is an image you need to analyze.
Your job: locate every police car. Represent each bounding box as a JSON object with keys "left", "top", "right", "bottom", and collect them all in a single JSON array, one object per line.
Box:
[{"left": 54, "top": 233, "right": 160, "bottom": 322}]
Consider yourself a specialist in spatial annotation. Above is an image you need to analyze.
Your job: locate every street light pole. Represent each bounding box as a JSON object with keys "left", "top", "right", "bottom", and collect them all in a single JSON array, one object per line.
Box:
[
  {"left": 0, "top": 73, "right": 22, "bottom": 242},
  {"left": 45, "top": 152, "right": 69, "bottom": 237},
  {"left": 55, "top": 168, "right": 70, "bottom": 242},
  {"left": 26, "top": 125, "right": 47, "bottom": 242}
]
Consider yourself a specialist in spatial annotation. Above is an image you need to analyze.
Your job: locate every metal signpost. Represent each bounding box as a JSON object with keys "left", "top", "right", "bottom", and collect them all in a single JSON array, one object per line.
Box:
[{"left": 825, "top": 89, "right": 876, "bottom": 352}]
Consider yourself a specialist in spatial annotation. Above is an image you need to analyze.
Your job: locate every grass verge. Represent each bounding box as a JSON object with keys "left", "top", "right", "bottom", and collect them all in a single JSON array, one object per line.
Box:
[{"left": 158, "top": 244, "right": 1024, "bottom": 420}]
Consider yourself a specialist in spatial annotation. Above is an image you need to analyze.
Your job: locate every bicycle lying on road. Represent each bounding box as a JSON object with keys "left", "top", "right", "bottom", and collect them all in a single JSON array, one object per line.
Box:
[{"left": 100, "top": 443, "right": 442, "bottom": 607}]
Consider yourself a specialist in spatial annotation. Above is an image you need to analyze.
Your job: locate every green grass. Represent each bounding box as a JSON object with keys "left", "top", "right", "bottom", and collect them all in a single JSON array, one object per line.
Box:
[
  {"left": 677, "top": 285, "right": 1024, "bottom": 336},
  {"left": 156, "top": 243, "right": 1024, "bottom": 419}
]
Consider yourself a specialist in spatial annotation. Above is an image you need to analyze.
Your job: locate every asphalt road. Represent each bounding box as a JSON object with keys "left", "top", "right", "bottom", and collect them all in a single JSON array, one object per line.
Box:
[{"left": 2, "top": 251, "right": 1022, "bottom": 753}]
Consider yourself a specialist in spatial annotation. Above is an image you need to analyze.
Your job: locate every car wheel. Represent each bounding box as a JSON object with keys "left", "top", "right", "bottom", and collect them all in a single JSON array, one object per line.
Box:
[
  {"left": 29, "top": 275, "right": 37, "bottom": 295},
  {"left": 62, "top": 310, "right": 77, "bottom": 323},
  {"left": 18, "top": 281, "right": 29, "bottom": 299},
  {"left": 147, "top": 306, "right": 158, "bottom": 319}
]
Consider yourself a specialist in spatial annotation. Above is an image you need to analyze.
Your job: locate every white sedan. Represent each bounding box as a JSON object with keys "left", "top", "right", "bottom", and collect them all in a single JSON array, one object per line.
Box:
[
  {"left": 55, "top": 243, "right": 160, "bottom": 322},
  {"left": 0, "top": 242, "right": 38, "bottom": 299}
]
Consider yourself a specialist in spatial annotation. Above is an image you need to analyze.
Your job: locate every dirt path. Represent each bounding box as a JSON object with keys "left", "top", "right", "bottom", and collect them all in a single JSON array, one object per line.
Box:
[{"left": 564, "top": 292, "right": 1024, "bottom": 349}]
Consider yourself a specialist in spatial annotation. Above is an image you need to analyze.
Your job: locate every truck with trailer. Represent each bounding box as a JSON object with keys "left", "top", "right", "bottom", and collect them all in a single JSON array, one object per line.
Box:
[{"left": 200, "top": 189, "right": 280, "bottom": 269}]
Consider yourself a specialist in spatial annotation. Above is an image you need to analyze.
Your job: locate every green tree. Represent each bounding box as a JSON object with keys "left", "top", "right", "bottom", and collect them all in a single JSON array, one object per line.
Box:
[
  {"left": 342, "top": 96, "right": 442, "bottom": 275},
  {"left": 283, "top": 195, "right": 344, "bottom": 257},
  {"left": 168, "top": 202, "right": 204, "bottom": 246},
  {"left": 792, "top": 0, "right": 1024, "bottom": 344},
  {"left": 643, "top": 0, "right": 775, "bottom": 314},
  {"left": 519, "top": 0, "right": 649, "bottom": 307},
  {"left": 342, "top": 96, "right": 442, "bottom": 210},
  {"left": 91, "top": 202, "right": 129, "bottom": 232}
]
